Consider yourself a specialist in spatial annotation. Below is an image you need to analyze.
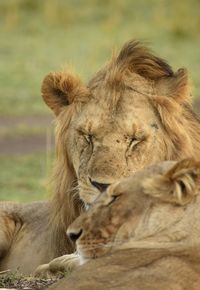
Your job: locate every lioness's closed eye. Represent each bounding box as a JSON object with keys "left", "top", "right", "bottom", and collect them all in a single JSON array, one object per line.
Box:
[{"left": 67, "top": 158, "right": 200, "bottom": 262}]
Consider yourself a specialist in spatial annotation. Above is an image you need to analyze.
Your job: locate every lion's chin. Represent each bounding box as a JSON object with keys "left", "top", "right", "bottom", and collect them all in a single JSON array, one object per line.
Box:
[{"left": 77, "top": 244, "right": 112, "bottom": 261}]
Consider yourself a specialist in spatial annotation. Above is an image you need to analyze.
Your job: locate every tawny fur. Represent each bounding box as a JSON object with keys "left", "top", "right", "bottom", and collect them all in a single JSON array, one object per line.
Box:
[{"left": 1, "top": 40, "right": 200, "bottom": 275}]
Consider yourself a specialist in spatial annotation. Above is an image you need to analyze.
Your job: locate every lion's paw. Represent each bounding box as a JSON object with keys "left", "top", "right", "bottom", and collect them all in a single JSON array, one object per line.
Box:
[{"left": 34, "top": 253, "right": 80, "bottom": 278}]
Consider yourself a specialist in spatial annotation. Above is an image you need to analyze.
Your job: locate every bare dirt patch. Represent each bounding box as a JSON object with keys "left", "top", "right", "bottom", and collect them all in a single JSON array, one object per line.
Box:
[
  {"left": 0, "top": 134, "right": 47, "bottom": 155},
  {"left": 0, "top": 115, "right": 53, "bottom": 129},
  {"left": 0, "top": 115, "right": 54, "bottom": 155}
]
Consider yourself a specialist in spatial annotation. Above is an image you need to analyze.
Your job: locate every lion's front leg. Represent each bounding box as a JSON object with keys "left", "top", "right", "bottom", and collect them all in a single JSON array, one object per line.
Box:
[{"left": 34, "top": 253, "right": 81, "bottom": 278}]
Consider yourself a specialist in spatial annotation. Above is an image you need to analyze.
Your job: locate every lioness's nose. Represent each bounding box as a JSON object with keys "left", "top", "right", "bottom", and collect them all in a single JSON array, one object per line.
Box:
[
  {"left": 89, "top": 178, "right": 110, "bottom": 193},
  {"left": 67, "top": 228, "right": 83, "bottom": 243}
]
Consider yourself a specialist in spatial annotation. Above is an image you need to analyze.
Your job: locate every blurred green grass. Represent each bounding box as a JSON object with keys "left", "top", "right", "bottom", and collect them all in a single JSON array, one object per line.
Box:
[
  {"left": 0, "top": 0, "right": 199, "bottom": 116},
  {"left": 0, "top": 0, "right": 199, "bottom": 201},
  {"left": 0, "top": 153, "right": 50, "bottom": 202}
]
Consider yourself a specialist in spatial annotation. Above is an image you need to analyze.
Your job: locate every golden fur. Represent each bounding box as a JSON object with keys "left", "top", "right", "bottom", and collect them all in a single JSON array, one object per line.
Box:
[
  {"left": 1, "top": 40, "right": 200, "bottom": 275},
  {"left": 49, "top": 250, "right": 200, "bottom": 290}
]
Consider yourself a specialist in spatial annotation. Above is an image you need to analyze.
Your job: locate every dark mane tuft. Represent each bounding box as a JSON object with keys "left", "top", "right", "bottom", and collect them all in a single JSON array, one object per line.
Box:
[{"left": 115, "top": 40, "right": 174, "bottom": 80}]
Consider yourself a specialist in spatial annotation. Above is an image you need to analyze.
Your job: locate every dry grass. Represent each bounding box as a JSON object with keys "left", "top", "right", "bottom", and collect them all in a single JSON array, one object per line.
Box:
[{"left": 0, "top": 271, "right": 59, "bottom": 290}]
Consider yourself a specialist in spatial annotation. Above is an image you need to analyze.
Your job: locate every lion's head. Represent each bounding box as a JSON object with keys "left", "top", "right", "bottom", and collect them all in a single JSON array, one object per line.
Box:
[
  {"left": 42, "top": 40, "right": 200, "bottom": 240},
  {"left": 67, "top": 158, "right": 200, "bottom": 261}
]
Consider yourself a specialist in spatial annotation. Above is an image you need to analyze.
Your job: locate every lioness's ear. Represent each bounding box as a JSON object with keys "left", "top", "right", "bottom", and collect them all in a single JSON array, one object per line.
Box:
[
  {"left": 143, "top": 159, "right": 200, "bottom": 205},
  {"left": 42, "top": 71, "right": 90, "bottom": 116},
  {"left": 154, "top": 68, "right": 191, "bottom": 104}
]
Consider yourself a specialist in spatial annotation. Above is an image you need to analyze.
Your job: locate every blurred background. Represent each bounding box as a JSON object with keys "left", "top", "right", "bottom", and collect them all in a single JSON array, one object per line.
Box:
[{"left": 0, "top": 0, "right": 199, "bottom": 202}]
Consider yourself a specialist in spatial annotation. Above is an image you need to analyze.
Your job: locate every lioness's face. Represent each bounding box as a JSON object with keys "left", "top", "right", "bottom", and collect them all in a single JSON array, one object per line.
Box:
[
  {"left": 67, "top": 90, "right": 167, "bottom": 205},
  {"left": 67, "top": 159, "right": 199, "bottom": 260},
  {"left": 67, "top": 162, "right": 170, "bottom": 259}
]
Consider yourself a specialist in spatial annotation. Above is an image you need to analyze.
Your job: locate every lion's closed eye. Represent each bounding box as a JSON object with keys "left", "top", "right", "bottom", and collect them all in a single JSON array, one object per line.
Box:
[{"left": 107, "top": 195, "right": 121, "bottom": 206}]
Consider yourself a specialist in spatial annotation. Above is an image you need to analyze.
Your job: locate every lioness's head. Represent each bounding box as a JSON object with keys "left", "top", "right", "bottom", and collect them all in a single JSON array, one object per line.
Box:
[
  {"left": 67, "top": 159, "right": 200, "bottom": 261},
  {"left": 42, "top": 41, "right": 193, "bottom": 211}
]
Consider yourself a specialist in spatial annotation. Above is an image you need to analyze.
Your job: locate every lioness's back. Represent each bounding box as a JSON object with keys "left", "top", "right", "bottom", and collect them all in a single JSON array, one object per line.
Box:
[
  {"left": 0, "top": 201, "right": 53, "bottom": 274},
  {"left": 49, "top": 249, "right": 200, "bottom": 290}
]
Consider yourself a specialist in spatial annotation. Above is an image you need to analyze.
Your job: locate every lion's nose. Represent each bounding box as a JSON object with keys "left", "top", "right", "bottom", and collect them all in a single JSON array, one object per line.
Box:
[
  {"left": 89, "top": 178, "right": 110, "bottom": 193},
  {"left": 67, "top": 228, "right": 83, "bottom": 243}
]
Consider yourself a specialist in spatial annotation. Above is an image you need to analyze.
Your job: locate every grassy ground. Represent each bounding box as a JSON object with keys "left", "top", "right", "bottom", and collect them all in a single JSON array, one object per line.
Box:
[{"left": 0, "top": 0, "right": 199, "bottom": 202}]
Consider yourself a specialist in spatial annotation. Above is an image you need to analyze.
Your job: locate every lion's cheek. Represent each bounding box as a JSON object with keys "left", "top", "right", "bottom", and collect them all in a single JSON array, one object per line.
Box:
[
  {"left": 77, "top": 233, "right": 113, "bottom": 259},
  {"left": 69, "top": 138, "right": 92, "bottom": 178},
  {"left": 128, "top": 139, "right": 164, "bottom": 172}
]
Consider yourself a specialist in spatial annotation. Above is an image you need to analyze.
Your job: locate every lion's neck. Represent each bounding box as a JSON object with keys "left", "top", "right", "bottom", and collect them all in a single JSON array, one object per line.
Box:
[
  {"left": 189, "top": 129, "right": 200, "bottom": 157},
  {"left": 168, "top": 106, "right": 200, "bottom": 160},
  {"left": 183, "top": 107, "right": 200, "bottom": 156}
]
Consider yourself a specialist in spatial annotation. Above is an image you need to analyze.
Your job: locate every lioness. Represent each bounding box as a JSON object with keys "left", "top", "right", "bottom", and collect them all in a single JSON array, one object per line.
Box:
[
  {"left": 1, "top": 40, "right": 200, "bottom": 275},
  {"left": 49, "top": 158, "right": 200, "bottom": 290}
]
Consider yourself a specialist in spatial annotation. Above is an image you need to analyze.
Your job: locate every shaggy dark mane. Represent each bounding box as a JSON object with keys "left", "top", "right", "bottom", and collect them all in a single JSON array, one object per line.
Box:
[
  {"left": 89, "top": 40, "right": 175, "bottom": 92},
  {"left": 115, "top": 40, "right": 174, "bottom": 80}
]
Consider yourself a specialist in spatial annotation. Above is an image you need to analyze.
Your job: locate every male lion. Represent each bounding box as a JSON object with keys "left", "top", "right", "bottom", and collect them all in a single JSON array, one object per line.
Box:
[
  {"left": 1, "top": 40, "right": 200, "bottom": 275},
  {"left": 49, "top": 158, "right": 200, "bottom": 290}
]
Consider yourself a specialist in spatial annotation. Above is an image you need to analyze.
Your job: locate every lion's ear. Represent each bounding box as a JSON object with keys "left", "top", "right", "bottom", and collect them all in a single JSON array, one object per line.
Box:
[
  {"left": 143, "top": 159, "right": 200, "bottom": 205},
  {"left": 154, "top": 68, "right": 191, "bottom": 104},
  {"left": 42, "top": 71, "right": 90, "bottom": 116}
]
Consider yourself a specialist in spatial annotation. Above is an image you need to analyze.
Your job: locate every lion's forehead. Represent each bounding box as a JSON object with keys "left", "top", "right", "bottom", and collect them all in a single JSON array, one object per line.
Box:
[{"left": 74, "top": 94, "right": 158, "bottom": 136}]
